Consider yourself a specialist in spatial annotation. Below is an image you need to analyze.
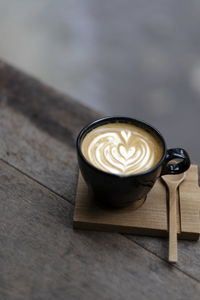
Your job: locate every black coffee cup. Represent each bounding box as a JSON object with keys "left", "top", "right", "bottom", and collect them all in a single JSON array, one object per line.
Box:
[{"left": 76, "top": 117, "right": 190, "bottom": 208}]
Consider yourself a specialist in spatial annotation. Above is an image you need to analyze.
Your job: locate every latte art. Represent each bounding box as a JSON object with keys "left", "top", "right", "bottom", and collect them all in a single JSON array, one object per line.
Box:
[{"left": 81, "top": 123, "right": 163, "bottom": 175}]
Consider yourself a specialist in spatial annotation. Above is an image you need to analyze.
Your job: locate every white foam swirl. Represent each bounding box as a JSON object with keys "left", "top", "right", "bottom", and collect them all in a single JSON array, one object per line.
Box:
[{"left": 81, "top": 124, "right": 162, "bottom": 175}]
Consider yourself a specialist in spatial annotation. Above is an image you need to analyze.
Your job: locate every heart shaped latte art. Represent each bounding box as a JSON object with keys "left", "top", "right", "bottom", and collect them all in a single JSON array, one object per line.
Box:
[
  {"left": 81, "top": 123, "right": 163, "bottom": 175},
  {"left": 119, "top": 145, "right": 135, "bottom": 160}
]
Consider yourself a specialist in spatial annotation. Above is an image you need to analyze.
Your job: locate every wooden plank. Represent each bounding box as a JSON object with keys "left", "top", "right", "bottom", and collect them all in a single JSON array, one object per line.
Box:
[
  {"left": 128, "top": 235, "right": 200, "bottom": 281},
  {"left": 0, "top": 60, "right": 100, "bottom": 203},
  {"left": 0, "top": 159, "right": 200, "bottom": 300},
  {"left": 0, "top": 61, "right": 200, "bottom": 283},
  {"left": 127, "top": 167, "right": 200, "bottom": 280},
  {"left": 73, "top": 165, "right": 200, "bottom": 240},
  {"left": 179, "top": 165, "right": 200, "bottom": 235},
  {"left": 74, "top": 172, "right": 168, "bottom": 232}
]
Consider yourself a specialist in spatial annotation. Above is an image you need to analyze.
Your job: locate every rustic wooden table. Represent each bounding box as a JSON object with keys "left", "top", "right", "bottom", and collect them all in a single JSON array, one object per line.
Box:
[{"left": 0, "top": 60, "right": 199, "bottom": 300}]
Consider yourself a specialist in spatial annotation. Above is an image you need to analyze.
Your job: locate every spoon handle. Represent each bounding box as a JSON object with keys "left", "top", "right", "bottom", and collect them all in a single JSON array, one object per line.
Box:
[{"left": 168, "top": 186, "right": 177, "bottom": 263}]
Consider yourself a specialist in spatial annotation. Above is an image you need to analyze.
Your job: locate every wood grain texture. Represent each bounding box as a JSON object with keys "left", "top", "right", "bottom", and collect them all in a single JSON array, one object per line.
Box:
[
  {"left": 129, "top": 235, "right": 200, "bottom": 281},
  {"left": 180, "top": 165, "right": 200, "bottom": 235},
  {"left": 1, "top": 159, "right": 200, "bottom": 300},
  {"left": 127, "top": 168, "right": 200, "bottom": 280},
  {"left": 0, "top": 61, "right": 200, "bottom": 297},
  {"left": 0, "top": 60, "right": 101, "bottom": 203},
  {"left": 74, "top": 165, "right": 200, "bottom": 240}
]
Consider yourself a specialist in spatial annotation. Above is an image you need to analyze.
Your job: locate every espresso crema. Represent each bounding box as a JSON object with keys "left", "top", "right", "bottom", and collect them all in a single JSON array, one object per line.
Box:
[{"left": 81, "top": 123, "right": 163, "bottom": 175}]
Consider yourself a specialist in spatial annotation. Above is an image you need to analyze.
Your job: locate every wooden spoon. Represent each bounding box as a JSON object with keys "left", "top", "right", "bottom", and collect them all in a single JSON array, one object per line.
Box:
[{"left": 162, "top": 172, "right": 186, "bottom": 263}]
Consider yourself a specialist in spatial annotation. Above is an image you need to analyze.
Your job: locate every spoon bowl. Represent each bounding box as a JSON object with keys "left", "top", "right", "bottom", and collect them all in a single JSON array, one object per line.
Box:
[{"left": 162, "top": 173, "right": 186, "bottom": 186}]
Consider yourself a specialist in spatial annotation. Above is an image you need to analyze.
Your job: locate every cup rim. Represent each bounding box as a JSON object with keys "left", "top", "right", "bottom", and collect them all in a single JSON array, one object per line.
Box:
[{"left": 76, "top": 116, "right": 167, "bottom": 178}]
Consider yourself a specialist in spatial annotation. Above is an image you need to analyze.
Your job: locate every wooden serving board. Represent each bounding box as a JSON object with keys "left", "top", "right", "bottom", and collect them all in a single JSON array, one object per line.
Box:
[{"left": 73, "top": 165, "right": 200, "bottom": 240}]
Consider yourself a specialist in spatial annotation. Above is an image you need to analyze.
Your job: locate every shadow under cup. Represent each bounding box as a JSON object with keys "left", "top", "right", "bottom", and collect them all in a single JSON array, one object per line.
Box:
[{"left": 76, "top": 117, "right": 191, "bottom": 208}]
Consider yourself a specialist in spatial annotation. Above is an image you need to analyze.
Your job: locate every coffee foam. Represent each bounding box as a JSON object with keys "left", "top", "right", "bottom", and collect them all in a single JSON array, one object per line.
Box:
[{"left": 81, "top": 123, "right": 163, "bottom": 175}]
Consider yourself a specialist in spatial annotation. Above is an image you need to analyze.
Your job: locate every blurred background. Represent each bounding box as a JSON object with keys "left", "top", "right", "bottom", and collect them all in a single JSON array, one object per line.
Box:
[{"left": 0, "top": 0, "right": 199, "bottom": 162}]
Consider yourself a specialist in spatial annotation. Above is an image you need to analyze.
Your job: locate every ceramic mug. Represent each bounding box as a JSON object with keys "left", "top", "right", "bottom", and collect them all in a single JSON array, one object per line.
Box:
[{"left": 76, "top": 117, "right": 190, "bottom": 208}]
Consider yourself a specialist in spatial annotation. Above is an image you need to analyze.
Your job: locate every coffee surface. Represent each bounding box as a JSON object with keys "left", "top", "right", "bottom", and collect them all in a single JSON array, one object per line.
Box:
[{"left": 81, "top": 123, "right": 163, "bottom": 175}]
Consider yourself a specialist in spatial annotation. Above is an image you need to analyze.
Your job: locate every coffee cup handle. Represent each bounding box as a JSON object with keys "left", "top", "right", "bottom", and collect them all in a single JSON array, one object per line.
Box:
[{"left": 161, "top": 148, "right": 191, "bottom": 176}]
